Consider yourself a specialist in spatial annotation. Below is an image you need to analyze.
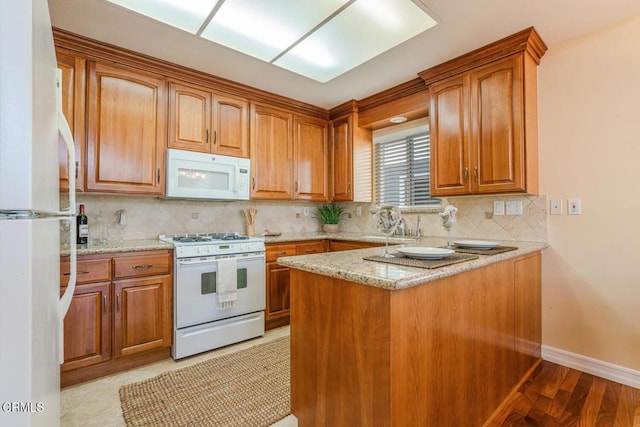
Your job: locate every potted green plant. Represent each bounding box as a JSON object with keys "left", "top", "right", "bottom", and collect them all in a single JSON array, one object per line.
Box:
[{"left": 314, "top": 203, "right": 347, "bottom": 233}]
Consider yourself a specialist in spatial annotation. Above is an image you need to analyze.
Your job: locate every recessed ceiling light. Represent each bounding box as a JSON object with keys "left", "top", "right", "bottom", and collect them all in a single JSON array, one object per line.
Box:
[
  {"left": 389, "top": 116, "right": 408, "bottom": 124},
  {"left": 105, "top": 0, "right": 438, "bottom": 83}
]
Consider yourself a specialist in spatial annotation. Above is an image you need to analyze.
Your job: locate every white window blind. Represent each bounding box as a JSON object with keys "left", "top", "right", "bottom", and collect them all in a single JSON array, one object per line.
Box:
[{"left": 374, "top": 131, "right": 438, "bottom": 208}]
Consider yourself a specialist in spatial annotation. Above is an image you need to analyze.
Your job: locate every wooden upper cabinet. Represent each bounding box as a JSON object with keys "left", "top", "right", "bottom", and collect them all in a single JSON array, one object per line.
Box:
[
  {"left": 250, "top": 103, "right": 293, "bottom": 199},
  {"left": 86, "top": 61, "right": 166, "bottom": 195},
  {"left": 168, "top": 81, "right": 211, "bottom": 152},
  {"left": 329, "top": 111, "right": 372, "bottom": 203},
  {"left": 429, "top": 75, "right": 470, "bottom": 196},
  {"left": 293, "top": 115, "right": 329, "bottom": 201},
  {"left": 56, "top": 49, "right": 86, "bottom": 192},
  {"left": 168, "top": 81, "right": 249, "bottom": 158},
  {"left": 213, "top": 93, "right": 249, "bottom": 158},
  {"left": 429, "top": 55, "right": 530, "bottom": 196},
  {"left": 423, "top": 27, "right": 545, "bottom": 197}
]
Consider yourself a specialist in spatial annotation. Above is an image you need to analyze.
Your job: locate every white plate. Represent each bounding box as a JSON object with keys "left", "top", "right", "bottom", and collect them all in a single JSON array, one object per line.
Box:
[
  {"left": 453, "top": 240, "right": 500, "bottom": 249},
  {"left": 396, "top": 247, "right": 455, "bottom": 260}
]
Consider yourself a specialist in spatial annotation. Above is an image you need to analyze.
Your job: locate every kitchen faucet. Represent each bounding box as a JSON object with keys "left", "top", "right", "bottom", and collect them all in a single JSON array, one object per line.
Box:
[{"left": 396, "top": 218, "right": 406, "bottom": 236}]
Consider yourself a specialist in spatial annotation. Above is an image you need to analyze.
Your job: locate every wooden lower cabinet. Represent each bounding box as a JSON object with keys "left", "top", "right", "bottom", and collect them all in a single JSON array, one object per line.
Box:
[
  {"left": 60, "top": 250, "right": 172, "bottom": 387},
  {"left": 113, "top": 275, "right": 172, "bottom": 358},
  {"left": 265, "top": 239, "right": 378, "bottom": 330},
  {"left": 60, "top": 282, "right": 110, "bottom": 373}
]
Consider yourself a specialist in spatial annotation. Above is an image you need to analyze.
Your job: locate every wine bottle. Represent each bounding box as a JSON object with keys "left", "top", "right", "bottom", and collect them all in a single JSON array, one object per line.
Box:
[{"left": 77, "top": 204, "right": 89, "bottom": 245}]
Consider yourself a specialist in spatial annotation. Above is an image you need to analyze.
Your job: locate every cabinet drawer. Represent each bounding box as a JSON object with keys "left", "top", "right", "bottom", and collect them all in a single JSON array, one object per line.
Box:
[
  {"left": 266, "top": 244, "right": 297, "bottom": 262},
  {"left": 296, "top": 240, "right": 327, "bottom": 255},
  {"left": 113, "top": 252, "right": 171, "bottom": 279},
  {"left": 60, "top": 258, "right": 111, "bottom": 285}
]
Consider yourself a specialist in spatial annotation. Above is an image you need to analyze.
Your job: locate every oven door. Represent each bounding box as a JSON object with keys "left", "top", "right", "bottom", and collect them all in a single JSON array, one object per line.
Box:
[{"left": 175, "top": 252, "right": 266, "bottom": 329}]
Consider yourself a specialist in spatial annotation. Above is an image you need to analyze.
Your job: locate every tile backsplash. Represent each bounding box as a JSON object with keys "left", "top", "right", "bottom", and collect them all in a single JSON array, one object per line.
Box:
[{"left": 64, "top": 194, "right": 548, "bottom": 243}]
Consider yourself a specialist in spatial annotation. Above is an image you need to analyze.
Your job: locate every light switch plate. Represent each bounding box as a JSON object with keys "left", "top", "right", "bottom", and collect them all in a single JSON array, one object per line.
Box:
[
  {"left": 506, "top": 201, "right": 523, "bottom": 215},
  {"left": 493, "top": 201, "right": 505, "bottom": 216},
  {"left": 550, "top": 200, "right": 563, "bottom": 215},
  {"left": 568, "top": 198, "right": 581, "bottom": 215}
]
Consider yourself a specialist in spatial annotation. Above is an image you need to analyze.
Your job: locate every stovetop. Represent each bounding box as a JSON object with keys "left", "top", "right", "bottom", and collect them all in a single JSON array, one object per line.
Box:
[{"left": 159, "top": 232, "right": 265, "bottom": 257}]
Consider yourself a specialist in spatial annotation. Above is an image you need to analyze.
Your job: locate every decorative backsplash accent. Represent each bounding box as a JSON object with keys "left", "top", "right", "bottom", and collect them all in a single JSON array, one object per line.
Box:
[{"left": 64, "top": 194, "right": 547, "bottom": 243}]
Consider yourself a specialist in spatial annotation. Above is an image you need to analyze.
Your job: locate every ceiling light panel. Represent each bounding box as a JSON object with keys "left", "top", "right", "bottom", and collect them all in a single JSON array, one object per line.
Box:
[
  {"left": 200, "top": 0, "right": 350, "bottom": 63},
  {"left": 106, "top": 0, "right": 220, "bottom": 34},
  {"left": 274, "top": 0, "right": 437, "bottom": 82}
]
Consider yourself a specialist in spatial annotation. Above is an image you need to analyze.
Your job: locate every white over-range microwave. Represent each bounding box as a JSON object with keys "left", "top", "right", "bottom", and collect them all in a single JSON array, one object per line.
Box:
[{"left": 165, "top": 148, "right": 250, "bottom": 201}]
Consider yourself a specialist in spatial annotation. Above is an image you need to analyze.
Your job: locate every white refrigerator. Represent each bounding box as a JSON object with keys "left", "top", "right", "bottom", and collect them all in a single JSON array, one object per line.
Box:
[{"left": 0, "top": 0, "right": 77, "bottom": 426}]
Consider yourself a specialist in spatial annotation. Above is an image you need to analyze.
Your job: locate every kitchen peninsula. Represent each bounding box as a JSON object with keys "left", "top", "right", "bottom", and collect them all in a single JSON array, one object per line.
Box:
[{"left": 278, "top": 239, "right": 546, "bottom": 426}]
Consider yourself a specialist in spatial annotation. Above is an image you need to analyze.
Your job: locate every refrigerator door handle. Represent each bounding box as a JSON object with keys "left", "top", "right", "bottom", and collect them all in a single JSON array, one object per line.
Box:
[
  {"left": 56, "top": 70, "right": 76, "bottom": 216},
  {"left": 58, "top": 215, "right": 76, "bottom": 364}
]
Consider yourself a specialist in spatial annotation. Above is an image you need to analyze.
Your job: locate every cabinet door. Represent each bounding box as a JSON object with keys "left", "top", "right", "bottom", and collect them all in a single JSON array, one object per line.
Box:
[
  {"left": 265, "top": 262, "right": 291, "bottom": 330},
  {"left": 294, "top": 115, "right": 329, "bottom": 201},
  {"left": 470, "top": 56, "right": 524, "bottom": 193},
  {"left": 57, "top": 50, "right": 86, "bottom": 192},
  {"left": 113, "top": 275, "right": 171, "bottom": 358},
  {"left": 61, "top": 282, "right": 111, "bottom": 372},
  {"left": 250, "top": 103, "right": 293, "bottom": 199},
  {"left": 86, "top": 62, "right": 166, "bottom": 195},
  {"left": 213, "top": 94, "right": 249, "bottom": 158},
  {"left": 331, "top": 115, "right": 353, "bottom": 201},
  {"left": 168, "top": 82, "right": 212, "bottom": 152},
  {"left": 429, "top": 74, "right": 470, "bottom": 196}
]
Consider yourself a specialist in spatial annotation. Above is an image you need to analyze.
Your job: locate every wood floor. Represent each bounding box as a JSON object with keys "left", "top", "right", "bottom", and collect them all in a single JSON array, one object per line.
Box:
[{"left": 488, "top": 361, "right": 640, "bottom": 426}]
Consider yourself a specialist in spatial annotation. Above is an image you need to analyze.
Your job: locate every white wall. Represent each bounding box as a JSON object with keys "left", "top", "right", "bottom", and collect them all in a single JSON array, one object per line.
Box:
[{"left": 538, "top": 15, "right": 640, "bottom": 370}]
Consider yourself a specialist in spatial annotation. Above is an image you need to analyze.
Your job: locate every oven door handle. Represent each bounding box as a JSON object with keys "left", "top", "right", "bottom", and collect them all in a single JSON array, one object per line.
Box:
[{"left": 177, "top": 254, "right": 265, "bottom": 266}]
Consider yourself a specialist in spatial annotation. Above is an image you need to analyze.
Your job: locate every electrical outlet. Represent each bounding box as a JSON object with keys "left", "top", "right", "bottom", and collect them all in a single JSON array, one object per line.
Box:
[
  {"left": 356, "top": 206, "right": 362, "bottom": 216},
  {"left": 296, "top": 213, "right": 301, "bottom": 219},
  {"left": 191, "top": 212, "right": 199, "bottom": 219},
  {"left": 303, "top": 207, "right": 309, "bottom": 216},
  {"left": 568, "top": 198, "right": 581, "bottom": 215},
  {"left": 506, "top": 201, "right": 523, "bottom": 215},
  {"left": 550, "top": 200, "right": 563, "bottom": 215},
  {"left": 493, "top": 201, "right": 505, "bottom": 216}
]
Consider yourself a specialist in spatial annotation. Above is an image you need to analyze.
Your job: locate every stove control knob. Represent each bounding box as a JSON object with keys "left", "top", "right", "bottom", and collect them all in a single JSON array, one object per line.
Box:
[{"left": 203, "top": 246, "right": 210, "bottom": 253}]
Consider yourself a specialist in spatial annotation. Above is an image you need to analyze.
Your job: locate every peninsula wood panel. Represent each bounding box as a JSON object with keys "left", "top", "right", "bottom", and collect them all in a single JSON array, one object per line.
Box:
[
  {"left": 514, "top": 252, "right": 542, "bottom": 379},
  {"left": 250, "top": 103, "right": 293, "bottom": 199},
  {"left": 86, "top": 61, "right": 166, "bottom": 195},
  {"left": 290, "top": 253, "right": 541, "bottom": 426},
  {"left": 293, "top": 115, "right": 329, "bottom": 201},
  {"left": 57, "top": 50, "right": 86, "bottom": 192},
  {"left": 291, "top": 270, "right": 391, "bottom": 427}
]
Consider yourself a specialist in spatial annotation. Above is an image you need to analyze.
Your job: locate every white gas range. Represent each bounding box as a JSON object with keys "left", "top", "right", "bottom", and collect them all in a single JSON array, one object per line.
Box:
[{"left": 159, "top": 233, "right": 266, "bottom": 359}]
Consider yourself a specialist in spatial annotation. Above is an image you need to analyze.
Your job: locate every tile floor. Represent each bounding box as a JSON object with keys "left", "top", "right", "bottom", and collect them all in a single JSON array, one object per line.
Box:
[{"left": 61, "top": 326, "right": 297, "bottom": 426}]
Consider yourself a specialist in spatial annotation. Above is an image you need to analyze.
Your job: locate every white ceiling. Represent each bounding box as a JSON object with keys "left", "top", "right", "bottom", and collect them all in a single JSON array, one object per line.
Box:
[{"left": 48, "top": 0, "right": 640, "bottom": 109}]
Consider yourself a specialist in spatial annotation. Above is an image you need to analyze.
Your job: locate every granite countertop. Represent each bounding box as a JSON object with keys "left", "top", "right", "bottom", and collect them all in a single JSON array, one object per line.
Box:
[
  {"left": 277, "top": 237, "right": 547, "bottom": 291},
  {"left": 60, "top": 239, "right": 174, "bottom": 256},
  {"left": 263, "top": 231, "right": 415, "bottom": 245}
]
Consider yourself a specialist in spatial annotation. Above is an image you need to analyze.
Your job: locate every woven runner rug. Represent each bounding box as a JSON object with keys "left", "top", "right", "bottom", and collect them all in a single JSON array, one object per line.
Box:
[{"left": 119, "top": 336, "right": 290, "bottom": 427}]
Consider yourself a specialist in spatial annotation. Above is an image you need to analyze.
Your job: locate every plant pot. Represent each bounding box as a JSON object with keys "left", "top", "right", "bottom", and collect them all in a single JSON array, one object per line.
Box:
[{"left": 322, "top": 224, "right": 339, "bottom": 233}]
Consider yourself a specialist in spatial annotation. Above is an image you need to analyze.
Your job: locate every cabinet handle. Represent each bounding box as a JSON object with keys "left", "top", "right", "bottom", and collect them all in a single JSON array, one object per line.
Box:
[
  {"left": 275, "top": 251, "right": 288, "bottom": 255},
  {"left": 116, "top": 293, "right": 120, "bottom": 312},
  {"left": 132, "top": 264, "right": 153, "bottom": 269},
  {"left": 157, "top": 168, "right": 160, "bottom": 184},
  {"left": 473, "top": 166, "right": 478, "bottom": 183},
  {"left": 213, "top": 130, "right": 217, "bottom": 145},
  {"left": 75, "top": 161, "right": 79, "bottom": 179},
  {"left": 305, "top": 249, "right": 316, "bottom": 253},
  {"left": 347, "top": 182, "right": 351, "bottom": 192},
  {"left": 103, "top": 295, "right": 107, "bottom": 313},
  {"left": 294, "top": 181, "right": 298, "bottom": 192},
  {"left": 252, "top": 177, "right": 256, "bottom": 190},
  {"left": 205, "top": 129, "right": 209, "bottom": 144},
  {"left": 64, "top": 271, "right": 89, "bottom": 276},
  {"left": 464, "top": 167, "right": 469, "bottom": 183}
]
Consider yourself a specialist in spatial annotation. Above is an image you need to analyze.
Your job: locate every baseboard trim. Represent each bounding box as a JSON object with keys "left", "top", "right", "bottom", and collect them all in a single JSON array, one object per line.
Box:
[{"left": 542, "top": 345, "right": 640, "bottom": 388}]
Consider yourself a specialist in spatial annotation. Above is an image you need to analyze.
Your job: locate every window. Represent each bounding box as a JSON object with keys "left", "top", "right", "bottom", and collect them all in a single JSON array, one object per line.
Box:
[{"left": 373, "top": 120, "right": 439, "bottom": 208}]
